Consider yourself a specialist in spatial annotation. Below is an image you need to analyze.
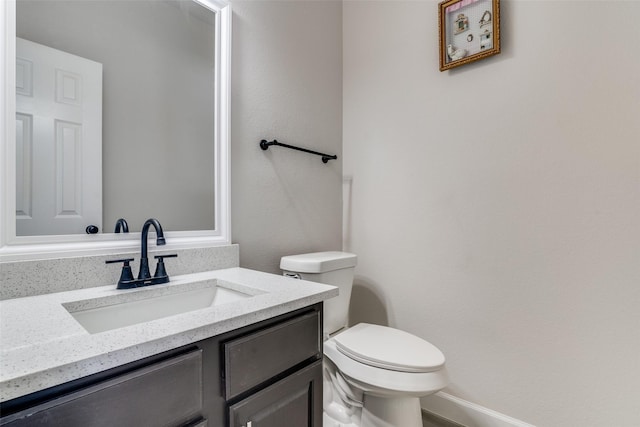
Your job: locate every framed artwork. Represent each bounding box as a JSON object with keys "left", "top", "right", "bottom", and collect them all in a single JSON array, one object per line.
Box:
[{"left": 439, "top": 0, "right": 500, "bottom": 71}]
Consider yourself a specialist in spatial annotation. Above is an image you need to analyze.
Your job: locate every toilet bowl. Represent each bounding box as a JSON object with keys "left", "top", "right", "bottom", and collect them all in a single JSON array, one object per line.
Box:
[{"left": 280, "top": 252, "right": 448, "bottom": 427}]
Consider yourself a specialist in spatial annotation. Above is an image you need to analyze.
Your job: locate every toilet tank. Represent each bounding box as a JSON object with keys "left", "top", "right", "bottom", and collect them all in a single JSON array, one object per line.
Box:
[{"left": 280, "top": 251, "right": 357, "bottom": 336}]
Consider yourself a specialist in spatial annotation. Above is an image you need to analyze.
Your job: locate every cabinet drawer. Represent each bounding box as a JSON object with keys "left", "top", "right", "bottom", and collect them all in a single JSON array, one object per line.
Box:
[
  {"left": 223, "top": 310, "right": 321, "bottom": 399},
  {"left": 1, "top": 349, "right": 203, "bottom": 427}
]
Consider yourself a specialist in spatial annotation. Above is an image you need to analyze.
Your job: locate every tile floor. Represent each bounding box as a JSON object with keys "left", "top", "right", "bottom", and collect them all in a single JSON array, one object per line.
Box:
[{"left": 422, "top": 410, "right": 466, "bottom": 427}]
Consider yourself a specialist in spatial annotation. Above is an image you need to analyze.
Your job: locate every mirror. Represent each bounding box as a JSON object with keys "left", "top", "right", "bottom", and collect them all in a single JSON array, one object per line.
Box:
[{"left": 0, "top": 0, "right": 230, "bottom": 259}]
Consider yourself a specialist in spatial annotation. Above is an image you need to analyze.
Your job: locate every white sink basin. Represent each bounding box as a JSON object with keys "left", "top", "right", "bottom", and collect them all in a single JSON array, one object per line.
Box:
[{"left": 64, "top": 279, "right": 257, "bottom": 334}]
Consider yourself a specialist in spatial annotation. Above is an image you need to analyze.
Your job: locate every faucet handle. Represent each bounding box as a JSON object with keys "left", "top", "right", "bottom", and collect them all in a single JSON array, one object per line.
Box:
[
  {"left": 106, "top": 258, "right": 135, "bottom": 263},
  {"left": 153, "top": 254, "right": 178, "bottom": 284},
  {"left": 106, "top": 258, "right": 136, "bottom": 289}
]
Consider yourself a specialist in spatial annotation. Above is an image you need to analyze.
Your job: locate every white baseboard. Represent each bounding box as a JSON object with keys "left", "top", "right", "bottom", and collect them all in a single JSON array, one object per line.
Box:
[{"left": 421, "top": 392, "right": 537, "bottom": 427}]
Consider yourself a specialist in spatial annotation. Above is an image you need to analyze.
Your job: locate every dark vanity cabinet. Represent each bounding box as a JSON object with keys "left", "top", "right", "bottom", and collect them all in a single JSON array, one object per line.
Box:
[{"left": 0, "top": 304, "right": 323, "bottom": 427}]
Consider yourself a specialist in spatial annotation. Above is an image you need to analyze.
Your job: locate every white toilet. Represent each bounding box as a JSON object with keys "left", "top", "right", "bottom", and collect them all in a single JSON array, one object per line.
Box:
[{"left": 280, "top": 251, "right": 448, "bottom": 427}]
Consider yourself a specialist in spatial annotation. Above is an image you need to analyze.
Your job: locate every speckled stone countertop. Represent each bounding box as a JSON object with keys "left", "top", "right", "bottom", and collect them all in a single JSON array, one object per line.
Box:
[{"left": 0, "top": 267, "right": 337, "bottom": 403}]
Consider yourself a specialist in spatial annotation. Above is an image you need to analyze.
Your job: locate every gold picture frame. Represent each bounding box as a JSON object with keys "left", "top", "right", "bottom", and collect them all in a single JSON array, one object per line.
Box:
[{"left": 439, "top": 0, "right": 500, "bottom": 71}]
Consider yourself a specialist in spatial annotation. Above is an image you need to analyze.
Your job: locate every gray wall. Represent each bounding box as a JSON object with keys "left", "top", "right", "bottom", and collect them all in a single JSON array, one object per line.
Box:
[
  {"left": 231, "top": 0, "right": 343, "bottom": 273},
  {"left": 344, "top": 1, "right": 640, "bottom": 426},
  {"left": 17, "top": 0, "right": 215, "bottom": 233}
]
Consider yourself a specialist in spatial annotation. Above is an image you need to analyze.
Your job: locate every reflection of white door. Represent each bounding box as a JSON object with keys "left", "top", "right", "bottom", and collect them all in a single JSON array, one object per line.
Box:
[{"left": 16, "top": 37, "right": 103, "bottom": 236}]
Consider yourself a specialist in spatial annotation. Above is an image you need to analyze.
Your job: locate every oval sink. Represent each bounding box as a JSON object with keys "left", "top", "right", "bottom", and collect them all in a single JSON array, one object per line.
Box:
[{"left": 64, "top": 279, "right": 256, "bottom": 334}]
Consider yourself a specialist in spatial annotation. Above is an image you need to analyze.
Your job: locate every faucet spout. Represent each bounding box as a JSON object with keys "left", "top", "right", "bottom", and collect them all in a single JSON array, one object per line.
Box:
[
  {"left": 114, "top": 218, "right": 129, "bottom": 233},
  {"left": 138, "top": 218, "right": 166, "bottom": 280}
]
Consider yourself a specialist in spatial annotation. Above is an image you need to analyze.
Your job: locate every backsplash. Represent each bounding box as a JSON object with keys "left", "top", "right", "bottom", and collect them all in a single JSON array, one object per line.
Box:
[{"left": 0, "top": 244, "right": 239, "bottom": 300}]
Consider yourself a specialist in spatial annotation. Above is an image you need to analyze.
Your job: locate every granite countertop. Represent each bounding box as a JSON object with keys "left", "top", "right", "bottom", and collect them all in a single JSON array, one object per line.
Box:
[{"left": 0, "top": 267, "right": 337, "bottom": 403}]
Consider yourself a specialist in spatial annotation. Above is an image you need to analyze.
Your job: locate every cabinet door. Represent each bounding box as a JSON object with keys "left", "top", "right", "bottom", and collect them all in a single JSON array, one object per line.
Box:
[
  {"left": 1, "top": 350, "right": 203, "bottom": 427},
  {"left": 228, "top": 360, "right": 322, "bottom": 427}
]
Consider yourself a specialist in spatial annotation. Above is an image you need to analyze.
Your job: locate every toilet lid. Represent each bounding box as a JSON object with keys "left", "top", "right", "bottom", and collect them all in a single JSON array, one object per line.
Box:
[{"left": 333, "top": 323, "right": 445, "bottom": 373}]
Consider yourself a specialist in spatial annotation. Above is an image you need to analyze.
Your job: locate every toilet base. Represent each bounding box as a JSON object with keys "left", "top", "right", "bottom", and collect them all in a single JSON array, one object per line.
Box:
[
  {"left": 360, "top": 395, "right": 422, "bottom": 427},
  {"left": 323, "top": 411, "right": 358, "bottom": 427},
  {"left": 323, "top": 396, "right": 422, "bottom": 427}
]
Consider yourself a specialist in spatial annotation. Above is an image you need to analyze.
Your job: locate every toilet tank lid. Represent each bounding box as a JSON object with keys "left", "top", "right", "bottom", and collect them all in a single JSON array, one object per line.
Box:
[{"left": 280, "top": 251, "right": 357, "bottom": 273}]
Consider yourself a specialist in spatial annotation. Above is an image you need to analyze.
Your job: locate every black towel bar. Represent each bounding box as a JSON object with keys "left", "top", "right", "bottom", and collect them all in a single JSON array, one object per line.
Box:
[{"left": 259, "top": 139, "right": 337, "bottom": 163}]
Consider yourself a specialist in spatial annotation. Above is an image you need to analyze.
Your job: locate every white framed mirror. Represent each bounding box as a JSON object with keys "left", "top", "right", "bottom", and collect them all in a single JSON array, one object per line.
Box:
[{"left": 0, "top": 0, "right": 230, "bottom": 261}]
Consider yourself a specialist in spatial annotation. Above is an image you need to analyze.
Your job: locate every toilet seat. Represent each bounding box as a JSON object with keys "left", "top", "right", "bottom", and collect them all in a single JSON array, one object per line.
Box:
[
  {"left": 333, "top": 323, "right": 445, "bottom": 373},
  {"left": 324, "top": 338, "right": 449, "bottom": 397}
]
